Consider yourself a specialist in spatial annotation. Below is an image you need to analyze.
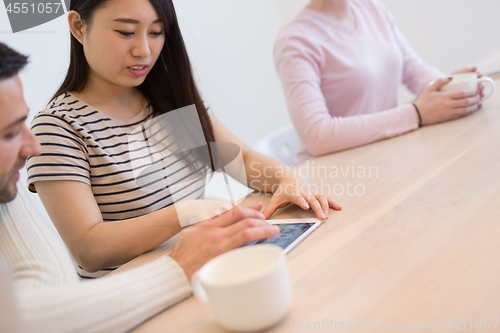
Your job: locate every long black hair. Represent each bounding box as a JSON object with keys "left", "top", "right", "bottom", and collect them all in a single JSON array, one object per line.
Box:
[{"left": 53, "top": 0, "right": 216, "bottom": 170}]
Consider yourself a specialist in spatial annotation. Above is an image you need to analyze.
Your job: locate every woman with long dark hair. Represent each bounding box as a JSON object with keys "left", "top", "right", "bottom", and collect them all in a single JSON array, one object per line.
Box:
[{"left": 26, "top": 0, "right": 341, "bottom": 278}]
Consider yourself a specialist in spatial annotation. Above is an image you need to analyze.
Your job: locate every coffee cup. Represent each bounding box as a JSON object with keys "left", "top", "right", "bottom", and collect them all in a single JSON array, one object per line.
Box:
[
  {"left": 440, "top": 72, "right": 496, "bottom": 101},
  {"left": 191, "top": 244, "right": 292, "bottom": 332}
]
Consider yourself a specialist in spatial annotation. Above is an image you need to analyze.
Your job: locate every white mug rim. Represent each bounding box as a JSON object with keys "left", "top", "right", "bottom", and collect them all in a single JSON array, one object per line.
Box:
[
  {"left": 452, "top": 72, "right": 477, "bottom": 78},
  {"left": 198, "top": 244, "right": 284, "bottom": 288},
  {"left": 450, "top": 72, "right": 477, "bottom": 83}
]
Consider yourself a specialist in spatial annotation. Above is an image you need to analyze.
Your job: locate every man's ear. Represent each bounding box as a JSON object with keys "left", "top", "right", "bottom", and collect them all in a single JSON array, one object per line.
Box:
[{"left": 68, "top": 10, "right": 85, "bottom": 44}]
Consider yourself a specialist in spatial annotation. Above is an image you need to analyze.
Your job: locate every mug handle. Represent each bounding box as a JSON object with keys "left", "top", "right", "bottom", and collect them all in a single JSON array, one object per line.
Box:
[
  {"left": 478, "top": 76, "right": 496, "bottom": 101},
  {"left": 190, "top": 270, "right": 210, "bottom": 305}
]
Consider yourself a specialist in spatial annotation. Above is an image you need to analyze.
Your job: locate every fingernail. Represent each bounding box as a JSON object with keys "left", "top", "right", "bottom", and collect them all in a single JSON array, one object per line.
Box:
[
  {"left": 447, "top": 77, "right": 453, "bottom": 80},
  {"left": 273, "top": 225, "right": 280, "bottom": 232}
]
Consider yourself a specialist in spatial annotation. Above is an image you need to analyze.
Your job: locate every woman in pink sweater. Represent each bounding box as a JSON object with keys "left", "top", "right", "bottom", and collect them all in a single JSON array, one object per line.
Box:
[{"left": 274, "top": 0, "right": 482, "bottom": 164}]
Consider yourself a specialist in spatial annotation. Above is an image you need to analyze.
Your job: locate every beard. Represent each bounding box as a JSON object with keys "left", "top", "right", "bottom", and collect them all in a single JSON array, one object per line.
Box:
[
  {"left": 0, "top": 174, "right": 18, "bottom": 203},
  {"left": 0, "top": 162, "right": 23, "bottom": 203}
]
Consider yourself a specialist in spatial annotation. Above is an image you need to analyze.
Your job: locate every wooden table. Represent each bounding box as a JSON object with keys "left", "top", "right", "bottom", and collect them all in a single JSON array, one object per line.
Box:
[{"left": 114, "top": 76, "right": 500, "bottom": 333}]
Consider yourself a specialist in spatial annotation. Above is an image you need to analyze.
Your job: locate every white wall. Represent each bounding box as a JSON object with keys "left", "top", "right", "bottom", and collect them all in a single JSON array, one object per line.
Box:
[
  {"left": 173, "top": 0, "right": 289, "bottom": 146},
  {"left": 381, "top": 0, "right": 500, "bottom": 103}
]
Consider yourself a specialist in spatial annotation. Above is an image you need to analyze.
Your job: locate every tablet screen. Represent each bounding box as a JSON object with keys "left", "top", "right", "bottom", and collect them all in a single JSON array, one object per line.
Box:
[{"left": 244, "top": 223, "right": 315, "bottom": 250}]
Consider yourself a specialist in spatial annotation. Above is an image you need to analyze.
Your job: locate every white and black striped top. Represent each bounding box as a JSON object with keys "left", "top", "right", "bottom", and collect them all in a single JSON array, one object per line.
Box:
[{"left": 26, "top": 92, "right": 208, "bottom": 278}]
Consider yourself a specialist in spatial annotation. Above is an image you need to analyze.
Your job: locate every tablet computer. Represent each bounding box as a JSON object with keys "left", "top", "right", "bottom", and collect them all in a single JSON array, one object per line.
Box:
[{"left": 244, "top": 218, "right": 324, "bottom": 254}]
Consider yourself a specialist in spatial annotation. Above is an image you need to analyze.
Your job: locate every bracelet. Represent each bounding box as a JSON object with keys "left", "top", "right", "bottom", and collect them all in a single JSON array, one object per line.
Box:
[{"left": 412, "top": 103, "right": 422, "bottom": 127}]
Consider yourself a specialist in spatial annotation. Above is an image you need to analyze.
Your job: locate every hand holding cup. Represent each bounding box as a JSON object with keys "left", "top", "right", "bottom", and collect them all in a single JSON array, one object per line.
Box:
[
  {"left": 441, "top": 72, "right": 495, "bottom": 101},
  {"left": 413, "top": 71, "right": 495, "bottom": 126}
]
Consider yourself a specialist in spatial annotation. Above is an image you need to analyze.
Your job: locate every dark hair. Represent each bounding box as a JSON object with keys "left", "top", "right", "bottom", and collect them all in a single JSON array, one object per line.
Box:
[
  {"left": 53, "top": 0, "right": 216, "bottom": 170},
  {"left": 0, "top": 43, "right": 28, "bottom": 79}
]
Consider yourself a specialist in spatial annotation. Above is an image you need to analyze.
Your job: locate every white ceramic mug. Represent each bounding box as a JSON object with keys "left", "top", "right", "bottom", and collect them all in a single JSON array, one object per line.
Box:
[
  {"left": 191, "top": 244, "right": 293, "bottom": 332},
  {"left": 440, "top": 72, "right": 496, "bottom": 101}
]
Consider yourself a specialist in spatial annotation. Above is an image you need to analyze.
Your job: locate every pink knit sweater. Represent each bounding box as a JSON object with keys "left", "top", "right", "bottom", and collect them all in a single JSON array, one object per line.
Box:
[{"left": 274, "top": 0, "right": 444, "bottom": 164}]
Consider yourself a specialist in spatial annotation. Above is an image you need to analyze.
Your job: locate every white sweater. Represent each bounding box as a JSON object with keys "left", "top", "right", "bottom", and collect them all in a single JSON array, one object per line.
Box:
[{"left": 0, "top": 185, "right": 192, "bottom": 333}]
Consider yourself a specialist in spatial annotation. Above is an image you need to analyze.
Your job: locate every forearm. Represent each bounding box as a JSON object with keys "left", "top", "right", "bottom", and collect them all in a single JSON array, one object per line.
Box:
[
  {"left": 244, "top": 150, "right": 294, "bottom": 193},
  {"left": 294, "top": 103, "right": 419, "bottom": 157},
  {"left": 17, "top": 256, "right": 191, "bottom": 333},
  {"left": 78, "top": 206, "right": 183, "bottom": 272},
  {"left": 209, "top": 115, "right": 295, "bottom": 194}
]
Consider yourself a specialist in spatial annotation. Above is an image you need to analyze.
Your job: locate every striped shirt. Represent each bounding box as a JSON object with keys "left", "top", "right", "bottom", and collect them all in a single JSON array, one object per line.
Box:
[{"left": 26, "top": 92, "right": 209, "bottom": 278}]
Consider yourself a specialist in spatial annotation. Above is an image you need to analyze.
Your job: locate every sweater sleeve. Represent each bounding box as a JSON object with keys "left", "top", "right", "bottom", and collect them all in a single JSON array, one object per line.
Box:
[
  {"left": 16, "top": 256, "right": 191, "bottom": 333},
  {"left": 0, "top": 185, "right": 191, "bottom": 333},
  {"left": 274, "top": 32, "right": 420, "bottom": 157}
]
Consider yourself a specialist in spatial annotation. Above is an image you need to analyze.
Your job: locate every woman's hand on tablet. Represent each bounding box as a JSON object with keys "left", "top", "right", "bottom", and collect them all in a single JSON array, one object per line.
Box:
[{"left": 262, "top": 176, "right": 341, "bottom": 220}]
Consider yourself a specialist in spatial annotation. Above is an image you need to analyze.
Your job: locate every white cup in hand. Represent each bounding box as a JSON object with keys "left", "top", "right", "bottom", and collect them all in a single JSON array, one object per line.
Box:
[
  {"left": 191, "top": 245, "right": 292, "bottom": 332},
  {"left": 440, "top": 73, "right": 496, "bottom": 101}
]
